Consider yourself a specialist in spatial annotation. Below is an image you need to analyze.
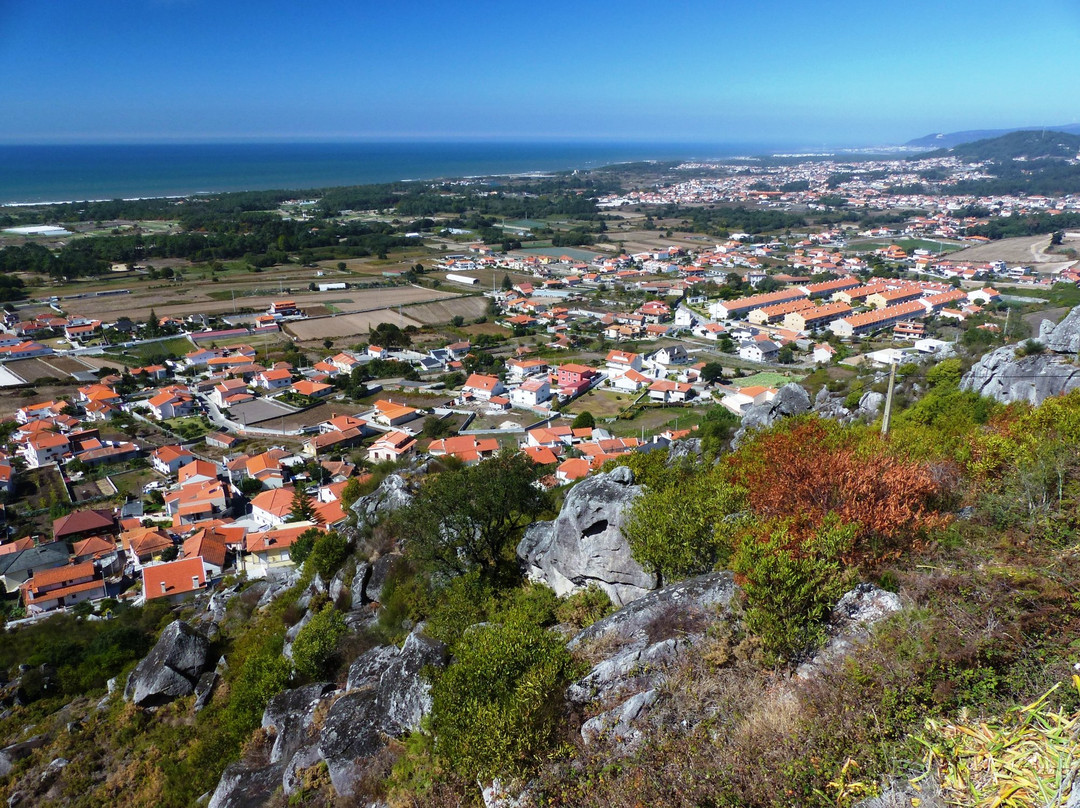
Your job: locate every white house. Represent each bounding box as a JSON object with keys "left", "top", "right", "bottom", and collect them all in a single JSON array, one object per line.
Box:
[
  {"left": 510, "top": 377, "right": 551, "bottom": 408},
  {"left": 738, "top": 340, "right": 780, "bottom": 363}
]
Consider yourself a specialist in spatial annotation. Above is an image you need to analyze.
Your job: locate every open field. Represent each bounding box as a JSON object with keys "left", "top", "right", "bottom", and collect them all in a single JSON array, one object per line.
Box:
[
  {"left": 402, "top": 296, "right": 489, "bottom": 324},
  {"left": 565, "top": 388, "right": 635, "bottom": 419},
  {"left": 286, "top": 311, "right": 423, "bottom": 341},
  {"left": 949, "top": 233, "right": 1080, "bottom": 268},
  {"left": 4, "top": 358, "right": 75, "bottom": 383}
]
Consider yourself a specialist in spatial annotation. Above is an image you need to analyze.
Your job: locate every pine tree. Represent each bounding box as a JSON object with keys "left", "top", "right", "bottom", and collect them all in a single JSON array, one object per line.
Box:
[{"left": 287, "top": 487, "right": 318, "bottom": 523}]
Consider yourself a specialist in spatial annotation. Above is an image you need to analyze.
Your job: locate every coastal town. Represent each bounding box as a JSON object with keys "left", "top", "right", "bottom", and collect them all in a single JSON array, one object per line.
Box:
[{"left": 0, "top": 139, "right": 1075, "bottom": 621}]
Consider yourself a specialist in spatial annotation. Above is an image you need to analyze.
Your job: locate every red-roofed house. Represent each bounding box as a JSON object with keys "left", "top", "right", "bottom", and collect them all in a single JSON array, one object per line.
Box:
[
  {"left": 143, "top": 557, "right": 207, "bottom": 603},
  {"left": 367, "top": 430, "right": 417, "bottom": 463},
  {"left": 152, "top": 445, "right": 196, "bottom": 476},
  {"left": 22, "top": 561, "right": 106, "bottom": 614},
  {"left": 244, "top": 522, "right": 324, "bottom": 578}
]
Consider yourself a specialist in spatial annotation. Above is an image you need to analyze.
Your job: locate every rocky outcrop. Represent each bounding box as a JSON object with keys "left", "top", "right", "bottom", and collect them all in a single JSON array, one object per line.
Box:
[
  {"left": 517, "top": 466, "right": 655, "bottom": 607},
  {"left": 733, "top": 382, "right": 811, "bottom": 446},
  {"left": 350, "top": 473, "right": 413, "bottom": 530},
  {"left": 262, "top": 682, "right": 337, "bottom": 764},
  {"left": 0, "top": 736, "right": 47, "bottom": 778},
  {"left": 961, "top": 343, "right": 1080, "bottom": 404},
  {"left": 566, "top": 573, "right": 737, "bottom": 748},
  {"left": 796, "top": 583, "right": 902, "bottom": 679},
  {"left": 124, "top": 621, "right": 211, "bottom": 708},
  {"left": 208, "top": 761, "right": 287, "bottom": 808},
  {"left": 961, "top": 305, "right": 1080, "bottom": 404},
  {"left": 210, "top": 626, "right": 448, "bottom": 801}
]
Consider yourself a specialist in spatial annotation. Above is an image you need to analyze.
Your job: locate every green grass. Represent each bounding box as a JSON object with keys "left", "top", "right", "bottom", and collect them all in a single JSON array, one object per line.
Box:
[{"left": 734, "top": 371, "right": 803, "bottom": 389}]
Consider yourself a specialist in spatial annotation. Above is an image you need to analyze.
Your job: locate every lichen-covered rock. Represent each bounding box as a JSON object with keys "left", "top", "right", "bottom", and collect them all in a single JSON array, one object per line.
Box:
[
  {"left": 317, "top": 690, "right": 384, "bottom": 798},
  {"left": 124, "top": 621, "right": 210, "bottom": 708},
  {"left": 0, "top": 736, "right": 46, "bottom": 778},
  {"left": 796, "top": 583, "right": 902, "bottom": 679},
  {"left": 363, "top": 553, "right": 404, "bottom": 604},
  {"left": 567, "top": 638, "right": 683, "bottom": 704},
  {"left": 580, "top": 688, "right": 659, "bottom": 748},
  {"left": 207, "top": 760, "right": 287, "bottom": 808},
  {"left": 193, "top": 671, "right": 218, "bottom": 712},
  {"left": 346, "top": 645, "right": 399, "bottom": 692},
  {"left": 857, "top": 390, "right": 885, "bottom": 416},
  {"left": 261, "top": 682, "right": 336, "bottom": 764},
  {"left": 517, "top": 466, "right": 655, "bottom": 607},
  {"left": 375, "top": 631, "right": 448, "bottom": 734},
  {"left": 568, "top": 571, "right": 736, "bottom": 651}
]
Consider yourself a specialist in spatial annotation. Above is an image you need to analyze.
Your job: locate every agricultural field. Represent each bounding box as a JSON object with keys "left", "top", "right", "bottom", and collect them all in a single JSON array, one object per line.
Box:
[
  {"left": 3, "top": 358, "right": 77, "bottom": 383},
  {"left": 949, "top": 233, "right": 1080, "bottom": 267},
  {"left": 733, "top": 371, "right": 803, "bottom": 389}
]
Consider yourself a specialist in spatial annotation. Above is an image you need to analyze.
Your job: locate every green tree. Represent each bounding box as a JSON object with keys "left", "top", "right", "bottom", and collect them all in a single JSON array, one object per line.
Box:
[
  {"left": 287, "top": 488, "right": 317, "bottom": 523},
  {"left": 288, "top": 527, "right": 322, "bottom": 566},
  {"left": 701, "top": 362, "right": 725, "bottom": 383},
  {"left": 399, "top": 451, "right": 547, "bottom": 581},
  {"left": 501, "top": 273, "right": 514, "bottom": 291},
  {"left": 306, "top": 531, "right": 349, "bottom": 579},
  {"left": 291, "top": 604, "right": 347, "bottom": 679},
  {"left": 570, "top": 410, "right": 595, "bottom": 430},
  {"left": 339, "top": 478, "right": 363, "bottom": 512},
  {"left": 624, "top": 465, "right": 746, "bottom": 586},
  {"left": 430, "top": 619, "right": 579, "bottom": 780}
]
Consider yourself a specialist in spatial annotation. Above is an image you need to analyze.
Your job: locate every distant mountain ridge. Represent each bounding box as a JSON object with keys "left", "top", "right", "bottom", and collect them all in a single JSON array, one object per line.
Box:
[
  {"left": 906, "top": 124, "right": 1080, "bottom": 149},
  {"left": 918, "top": 130, "right": 1080, "bottom": 162}
]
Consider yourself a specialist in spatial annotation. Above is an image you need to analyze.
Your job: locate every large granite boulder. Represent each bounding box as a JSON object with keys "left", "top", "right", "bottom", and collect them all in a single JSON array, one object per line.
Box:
[
  {"left": 733, "top": 382, "right": 811, "bottom": 446},
  {"left": 1042, "top": 304, "right": 1080, "bottom": 353},
  {"left": 517, "top": 466, "right": 655, "bottom": 607},
  {"left": 317, "top": 690, "right": 384, "bottom": 798},
  {"left": 207, "top": 761, "right": 287, "bottom": 808},
  {"left": 124, "top": 621, "right": 210, "bottom": 708},
  {"left": 350, "top": 473, "right": 413, "bottom": 529},
  {"left": 261, "top": 682, "right": 337, "bottom": 764},
  {"left": 0, "top": 736, "right": 47, "bottom": 778},
  {"left": 568, "top": 571, "right": 736, "bottom": 651},
  {"left": 961, "top": 343, "right": 1080, "bottom": 404}
]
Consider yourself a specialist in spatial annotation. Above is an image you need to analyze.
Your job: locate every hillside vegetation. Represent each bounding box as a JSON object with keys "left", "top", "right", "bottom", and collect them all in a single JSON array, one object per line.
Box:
[{"left": 3, "top": 359, "right": 1080, "bottom": 806}]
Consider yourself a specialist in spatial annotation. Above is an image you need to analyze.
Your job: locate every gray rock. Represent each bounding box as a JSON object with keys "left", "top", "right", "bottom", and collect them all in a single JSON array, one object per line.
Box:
[
  {"left": 193, "top": 671, "right": 219, "bottom": 712},
  {"left": 281, "top": 744, "right": 324, "bottom": 796},
  {"left": 567, "top": 638, "right": 683, "bottom": 704},
  {"left": 262, "top": 682, "right": 336, "bottom": 764},
  {"left": 295, "top": 574, "right": 326, "bottom": 611},
  {"left": 317, "top": 689, "right": 384, "bottom": 798},
  {"left": 666, "top": 438, "right": 702, "bottom": 464},
  {"left": 124, "top": 621, "right": 211, "bottom": 708},
  {"left": 375, "top": 631, "right": 448, "bottom": 734},
  {"left": 796, "top": 583, "right": 902, "bottom": 679},
  {"left": 0, "top": 736, "right": 46, "bottom": 778},
  {"left": 1042, "top": 305, "right": 1080, "bottom": 353},
  {"left": 351, "top": 473, "right": 413, "bottom": 530},
  {"left": 733, "top": 383, "right": 811, "bottom": 446},
  {"left": 328, "top": 569, "right": 346, "bottom": 604},
  {"left": 256, "top": 568, "right": 301, "bottom": 610},
  {"left": 364, "top": 554, "right": 404, "bottom": 604},
  {"left": 812, "top": 387, "right": 854, "bottom": 422},
  {"left": 961, "top": 343, "right": 1080, "bottom": 404},
  {"left": 346, "top": 645, "right": 399, "bottom": 692},
  {"left": 481, "top": 779, "right": 529, "bottom": 808},
  {"left": 282, "top": 608, "right": 313, "bottom": 661},
  {"left": 207, "top": 761, "right": 287, "bottom": 808},
  {"left": 580, "top": 688, "right": 659, "bottom": 748},
  {"left": 857, "top": 390, "right": 884, "bottom": 416},
  {"left": 569, "top": 572, "right": 736, "bottom": 651},
  {"left": 517, "top": 468, "right": 655, "bottom": 607}
]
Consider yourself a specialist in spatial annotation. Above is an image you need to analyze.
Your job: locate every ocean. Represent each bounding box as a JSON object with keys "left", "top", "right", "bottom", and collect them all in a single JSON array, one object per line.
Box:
[{"left": 0, "top": 141, "right": 775, "bottom": 205}]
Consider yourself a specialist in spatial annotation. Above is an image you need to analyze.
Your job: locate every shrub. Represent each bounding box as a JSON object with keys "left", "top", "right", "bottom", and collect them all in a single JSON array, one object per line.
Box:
[
  {"left": 430, "top": 619, "right": 580, "bottom": 780},
  {"left": 305, "top": 531, "right": 349, "bottom": 580},
  {"left": 732, "top": 517, "right": 856, "bottom": 662},
  {"left": 555, "top": 584, "right": 614, "bottom": 630},
  {"left": 291, "top": 604, "right": 347, "bottom": 679}
]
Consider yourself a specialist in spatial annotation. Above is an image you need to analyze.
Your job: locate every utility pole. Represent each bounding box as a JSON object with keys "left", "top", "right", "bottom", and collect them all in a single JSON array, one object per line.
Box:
[{"left": 881, "top": 359, "right": 897, "bottom": 436}]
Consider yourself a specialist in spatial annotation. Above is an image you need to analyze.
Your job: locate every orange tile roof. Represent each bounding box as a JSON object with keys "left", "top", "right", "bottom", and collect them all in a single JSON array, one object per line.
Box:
[{"left": 143, "top": 557, "right": 206, "bottom": 600}]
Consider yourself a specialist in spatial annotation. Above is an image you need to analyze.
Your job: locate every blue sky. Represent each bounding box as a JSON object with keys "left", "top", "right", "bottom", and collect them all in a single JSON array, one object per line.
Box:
[{"left": 2, "top": 0, "right": 1079, "bottom": 146}]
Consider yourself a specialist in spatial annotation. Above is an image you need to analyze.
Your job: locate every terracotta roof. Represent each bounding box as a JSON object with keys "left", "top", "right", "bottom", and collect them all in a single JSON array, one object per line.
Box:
[
  {"left": 29, "top": 560, "right": 96, "bottom": 589},
  {"left": 143, "top": 557, "right": 206, "bottom": 600},
  {"left": 245, "top": 522, "right": 324, "bottom": 553},
  {"left": 53, "top": 509, "right": 115, "bottom": 540}
]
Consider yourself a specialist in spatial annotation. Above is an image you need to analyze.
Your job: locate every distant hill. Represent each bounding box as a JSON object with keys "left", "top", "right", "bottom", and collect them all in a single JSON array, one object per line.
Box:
[
  {"left": 917, "top": 130, "right": 1080, "bottom": 161},
  {"left": 906, "top": 124, "right": 1080, "bottom": 149}
]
